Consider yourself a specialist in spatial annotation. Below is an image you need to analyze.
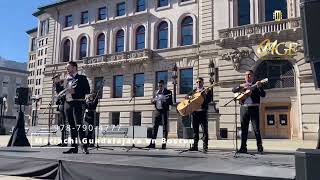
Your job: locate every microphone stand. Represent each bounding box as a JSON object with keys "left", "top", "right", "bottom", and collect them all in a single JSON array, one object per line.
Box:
[
  {"left": 223, "top": 93, "right": 255, "bottom": 157},
  {"left": 126, "top": 86, "right": 145, "bottom": 152},
  {"left": 223, "top": 93, "right": 242, "bottom": 157},
  {"left": 89, "top": 79, "right": 114, "bottom": 151}
]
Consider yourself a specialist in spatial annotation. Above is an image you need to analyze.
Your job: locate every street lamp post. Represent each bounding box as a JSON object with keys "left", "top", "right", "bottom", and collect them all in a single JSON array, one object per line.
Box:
[
  {"left": 0, "top": 97, "right": 3, "bottom": 128},
  {"left": 1, "top": 97, "right": 6, "bottom": 128},
  {"left": 172, "top": 63, "right": 178, "bottom": 104},
  {"left": 209, "top": 59, "right": 218, "bottom": 113},
  {"left": 31, "top": 95, "right": 41, "bottom": 126}
]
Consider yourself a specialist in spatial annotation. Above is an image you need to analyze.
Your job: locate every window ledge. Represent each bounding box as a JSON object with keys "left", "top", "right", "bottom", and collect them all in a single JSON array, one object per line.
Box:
[
  {"left": 133, "top": 10, "right": 147, "bottom": 16},
  {"left": 179, "top": 0, "right": 196, "bottom": 6},
  {"left": 114, "top": 14, "right": 127, "bottom": 19},
  {"left": 95, "top": 18, "right": 109, "bottom": 24},
  {"left": 79, "top": 23, "right": 90, "bottom": 28},
  {"left": 62, "top": 26, "right": 74, "bottom": 31},
  {"left": 155, "top": 5, "right": 171, "bottom": 12}
]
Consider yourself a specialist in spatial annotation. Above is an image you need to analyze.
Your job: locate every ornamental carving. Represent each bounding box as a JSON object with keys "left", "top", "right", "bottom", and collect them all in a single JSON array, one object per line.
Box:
[{"left": 222, "top": 49, "right": 252, "bottom": 70}]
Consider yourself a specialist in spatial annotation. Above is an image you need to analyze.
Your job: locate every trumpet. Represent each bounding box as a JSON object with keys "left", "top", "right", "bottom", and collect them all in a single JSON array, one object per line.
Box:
[
  {"left": 153, "top": 94, "right": 170, "bottom": 102},
  {"left": 56, "top": 79, "right": 78, "bottom": 99}
]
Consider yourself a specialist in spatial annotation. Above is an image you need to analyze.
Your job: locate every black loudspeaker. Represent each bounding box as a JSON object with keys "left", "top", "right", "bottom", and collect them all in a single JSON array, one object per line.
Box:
[
  {"left": 295, "top": 149, "right": 320, "bottom": 180},
  {"left": 300, "top": 0, "right": 320, "bottom": 62},
  {"left": 15, "top": 88, "right": 29, "bottom": 105}
]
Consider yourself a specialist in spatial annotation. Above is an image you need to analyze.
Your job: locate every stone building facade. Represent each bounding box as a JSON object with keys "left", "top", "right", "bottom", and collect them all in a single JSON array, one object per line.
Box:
[{"left": 29, "top": 0, "right": 320, "bottom": 140}]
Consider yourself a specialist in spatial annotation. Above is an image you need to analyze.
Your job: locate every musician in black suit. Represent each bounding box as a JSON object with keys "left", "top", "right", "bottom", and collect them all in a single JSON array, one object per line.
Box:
[
  {"left": 187, "top": 77, "right": 212, "bottom": 153},
  {"left": 146, "top": 80, "right": 173, "bottom": 149},
  {"left": 53, "top": 75, "right": 67, "bottom": 146},
  {"left": 84, "top": 92, "right": 98, "bottom": 147},
  {"left": 232, "top": 70, "right": 266, "bottom": 154},
  {"left": 56, "top": 61, "right": 90, "bottom": 154}
]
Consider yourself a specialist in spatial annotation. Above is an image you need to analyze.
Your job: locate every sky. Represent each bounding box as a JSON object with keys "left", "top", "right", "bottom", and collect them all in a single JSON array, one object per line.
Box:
[{"left": 0, "top": 0, "right": 56, "bottom": 63}]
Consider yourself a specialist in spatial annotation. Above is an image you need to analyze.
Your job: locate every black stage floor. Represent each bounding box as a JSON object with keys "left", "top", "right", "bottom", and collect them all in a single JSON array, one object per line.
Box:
[{"left": 0, "top": 147, "right": 295, "bottom": 180}]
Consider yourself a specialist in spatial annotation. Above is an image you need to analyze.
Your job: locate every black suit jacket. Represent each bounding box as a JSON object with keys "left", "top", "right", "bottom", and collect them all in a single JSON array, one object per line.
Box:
[
  {"left": 232, "top": 81, "right": 266, "bottom": 104},
  {"left": 153, "top": 88, "right": 173, "bottom": 111},
  {"left": 72, "top": 74, "right": 90, "bottom": 100},
  {"left": 187, "top": 88, "right": 213, "bottom": 111}
]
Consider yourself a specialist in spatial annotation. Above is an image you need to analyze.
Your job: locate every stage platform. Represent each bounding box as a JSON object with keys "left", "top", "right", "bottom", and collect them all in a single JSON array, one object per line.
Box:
[{"left": 0, "top": 147, "right": 295, "bottom": 180}]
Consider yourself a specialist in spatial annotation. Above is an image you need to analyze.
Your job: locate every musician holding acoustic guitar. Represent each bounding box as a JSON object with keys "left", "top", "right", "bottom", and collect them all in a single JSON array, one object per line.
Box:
[
  {"left": 232, "top": 70, "right": 266, "bottom": 154},
  {"left": 186, "top": 77, "right": 213, "bottom": 153}
]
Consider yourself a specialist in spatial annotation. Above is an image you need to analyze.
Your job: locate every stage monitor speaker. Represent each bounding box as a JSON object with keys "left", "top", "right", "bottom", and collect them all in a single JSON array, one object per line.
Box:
[
  {"left": 300, "top": 0, "right": 320, "bottom": 62},
  {"left": 295, "top": 149, "right": 320, "bottom": 180},
  {"left": 15, "top": 87, "right": 29, "bottom": 105}
]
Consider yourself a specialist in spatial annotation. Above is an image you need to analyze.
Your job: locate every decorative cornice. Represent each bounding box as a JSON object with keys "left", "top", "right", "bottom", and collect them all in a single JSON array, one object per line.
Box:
[{"left": 221, "top": 49, "right": 252, "bottom": 70}]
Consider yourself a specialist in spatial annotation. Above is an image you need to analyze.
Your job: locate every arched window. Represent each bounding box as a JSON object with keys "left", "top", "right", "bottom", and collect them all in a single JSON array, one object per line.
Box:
[
  {"left": 265, "top": 0, "right": 287, "bottom": 22},
  {"left": 63, "top": 39, "right": 70, "bottom": 62},
  {"left": 97, "top": 33, "right": 105, "bottom": 55},
  {"left": 79, "top": 36, "right": 87, "bottom": 59},
  {"left": 136, "top": 26, "right": 145, "bottom": 50},
  {"left": 157, "top": 21, "right": 168, "bottom": 49},
  {"left": 116, "top": 30, "right": 124, "bottom": 52},
  {"left": 181, "top": 16, "right": 193, "bottom": 46},
  {"left": 255, "top": 60, "right": 295, "bottom": 89},
  {"left": 238, "top": 0, "right": 250, "bottom": 25}
]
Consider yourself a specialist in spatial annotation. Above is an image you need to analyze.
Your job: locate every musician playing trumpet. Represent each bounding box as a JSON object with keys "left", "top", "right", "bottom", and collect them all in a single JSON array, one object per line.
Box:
[
  {"left": 146, "top": 80, "right": 173, "bottom": 149},
  {"left": 232, "top": 70, "right": 266, "bottom": 154},
  {"left": 187, "top": 77, "right": 212, "bottom": 153}
]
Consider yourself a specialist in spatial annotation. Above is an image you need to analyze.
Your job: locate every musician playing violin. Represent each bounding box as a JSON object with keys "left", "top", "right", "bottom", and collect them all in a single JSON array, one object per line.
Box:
[
  {"left": 187, "top": 77, "right": 212, "bottom": 153},
  {"left": 146, "top": 80, "right": 173, "bottom": 149},
  {"left": 232, "top": 70, "right": 266, "bottom": 154}
]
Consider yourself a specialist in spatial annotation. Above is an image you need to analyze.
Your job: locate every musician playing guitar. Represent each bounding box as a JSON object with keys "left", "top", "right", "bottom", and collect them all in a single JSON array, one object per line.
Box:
[
  {"left": 187, "top": 77, "right": 212, "bottom": 153},
  {"left": 232, "top": 70, "right": 266, "bottom": 154},
  {"left": 146, "top": 80, "right": 173, "bottom": 149}
]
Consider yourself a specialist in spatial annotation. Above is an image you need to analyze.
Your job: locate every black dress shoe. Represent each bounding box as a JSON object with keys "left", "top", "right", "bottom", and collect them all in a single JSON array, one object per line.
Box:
[
  {"left": 63, "top": 147, "right": 78, "bottom": 154},
  {"left": 146, "top": 143, "right": 155, "bottom": 149},
  {"left": 237, "top": 148, "right": 247, "bottom": 154},
  {"left": 188, "top": 146, "right": 198, "bottom": 151},
  {"left": 161, "top": 144, "right": 166, "bottom": 149},
  {"left": 257, "top": 146, "right": 264, "bottom": 154},
  {"left": 82, "top": 145, "right": 89, "bottom": 154}
]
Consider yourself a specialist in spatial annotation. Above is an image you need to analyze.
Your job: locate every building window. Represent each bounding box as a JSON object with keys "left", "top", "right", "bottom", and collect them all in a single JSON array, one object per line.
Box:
[
  {"left": 63, "top": 39, "right": 71, "bottom": 62},
  {"left": 157, "top": 21, "right": 168, "bottom": 49},
  {"left": 179, "top": 68, "right": 193, "bottom": 94},
  {"left": 81, "top": 11, "right": 89, "bottom": 24},
  {"left": 94, "top": 77, "right": 104, "bottom": 98},
  {"left": 136, "top": 0, "right": 145, "bottom": 12},
  {"left": 238, "top": 0, "right": 250, "bottom": 25},
  {"left": 113, "top": 75, "right": 123, "bottom": 98},
  {"left": 117, "top": 2, "right": 126, "bottom": 16},
  {"left": 135, "top": 26, "right": 145, "bottom": 50},
  {"left": 111, "top": 112, "right": 120, "bottom": 126},
  {"left": 158, "top": 0, "right": 169, "bottom": 7},
  {"left": 31, "top": 38, "right": 36, "bottom": 51},
  {"left": 265, "top": 0, "right": 287, "bottom": 22},
  {"left": 116, "top": 30, "right": 125, "bottom": 52},
  {"left": 181, "top": 16, "right": 193, "bottom": 46},
  {"left": 79, "top": 36, "right": 87, "bottom": 59},
  {"left": 156, "top": 71, "right": 168, "bottom": 88},
  {"left": 40, "top": 20, "right": 48, "bottom": 36},
  {"left": 314, "top": 61, "right": 320, "bottom": 88},
  {"left": 98, "top": 7, "right": 107, "bottom": 20},
  {"left": 255, "top": 60, "right": 294, "bottom": 89},
  {"left": 132, "top": 112, "right": 141, "bottom": 126},
  {"left": 65, "top": 15, "right": 73, "bottom": 27},
  {"left": 134, "top": 73, "right": 144, "bottom": 97},
  {"left": 97, "top": 33, "right": 105, "bottom": 55}
]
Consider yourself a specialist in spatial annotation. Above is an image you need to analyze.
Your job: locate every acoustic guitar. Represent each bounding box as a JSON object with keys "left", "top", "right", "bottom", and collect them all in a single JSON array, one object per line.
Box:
[
  {"left": 177, "top": 85, "right": 214, "bottom": 116},
  {"left": 234, "top": 78, "right": 268, "bottom": 102}
]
